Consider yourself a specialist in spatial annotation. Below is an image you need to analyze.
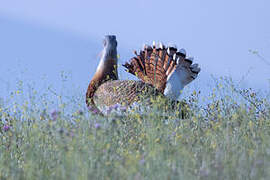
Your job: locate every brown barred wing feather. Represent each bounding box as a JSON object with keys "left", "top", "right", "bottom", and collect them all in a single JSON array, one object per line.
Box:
[{"left": 123, "top": 43, "right": 181, "bottom": 93}]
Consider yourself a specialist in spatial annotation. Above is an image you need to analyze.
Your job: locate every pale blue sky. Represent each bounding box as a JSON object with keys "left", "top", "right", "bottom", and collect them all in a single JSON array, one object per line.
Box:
[{"left": 0, "top": 0, "right": 269, "bottom": 97}]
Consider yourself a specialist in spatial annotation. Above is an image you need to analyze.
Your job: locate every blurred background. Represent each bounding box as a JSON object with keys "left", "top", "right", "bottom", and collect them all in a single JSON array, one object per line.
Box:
[{"left": 0, "top": 0, "right": 269, "bottom": 98}]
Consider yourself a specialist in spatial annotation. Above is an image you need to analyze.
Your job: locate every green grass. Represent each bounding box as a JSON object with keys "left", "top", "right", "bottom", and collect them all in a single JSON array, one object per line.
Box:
[{"left": 0, "top": 77, "right": 269, "bottom": 180}]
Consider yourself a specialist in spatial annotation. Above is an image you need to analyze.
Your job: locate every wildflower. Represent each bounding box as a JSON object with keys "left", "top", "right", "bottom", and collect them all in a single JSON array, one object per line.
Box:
[
  {"left": 67, "top": 130, "right": 75, "bottom": 137},
  {"left": 171, "top": 132, "right": 176, "bottom": 137},
  {"left": 3, "top": 125, "right": 10, "bottom": 132},
  {"left": 139, "top": 158, "right": 145, "bottom": 165},
  {"left": 111, "top": 104, "right": 120, "bottom": 110},
  {"left": 51, "top": 110, "right": 60, "bottom": 121},
  {"left": 106, "top": 109, "right": 112, "bottom": 114},
  {"left": 77, "top": 110, "right": 84, "bottom": 115},
  {"left": 92, "top": 109, "right": 99, "bottom": 115},
  {"left": 40, "top": 109, "right": 48, "bottom": 120},
  {"left": 88, "top": 106, "right": 94, "bottom": 111},
  {"left": 95, "top": 123, "right": 101, "bottom": 129},
  {"left": 119, "top": 105, "right": 127, "bottom": 112},
  {"left": 88, "top": 106, "right": 100, "bottom": 115},
  {"left": 107, "top": 104, "right": 121, "bottom": 114}
]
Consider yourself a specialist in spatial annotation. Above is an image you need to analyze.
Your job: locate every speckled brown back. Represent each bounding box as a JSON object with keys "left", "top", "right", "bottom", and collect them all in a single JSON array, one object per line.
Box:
[{"left": 93, "top": 80, "right": 164, "bottom": 108}]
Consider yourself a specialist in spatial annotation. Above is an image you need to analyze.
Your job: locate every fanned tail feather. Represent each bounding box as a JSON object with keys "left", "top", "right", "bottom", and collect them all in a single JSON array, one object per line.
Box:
[{"left": 123, "top": 42, "right": 188, "bottom": 93}]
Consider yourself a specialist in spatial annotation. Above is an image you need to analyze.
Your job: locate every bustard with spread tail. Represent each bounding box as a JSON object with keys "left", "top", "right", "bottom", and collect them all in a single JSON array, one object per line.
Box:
[{"left": 86, "top": 35, "right": 200, "bottom": 115}]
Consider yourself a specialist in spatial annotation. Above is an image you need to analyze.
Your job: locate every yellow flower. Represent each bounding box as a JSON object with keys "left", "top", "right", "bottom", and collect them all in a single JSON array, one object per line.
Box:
[
  {"left": 248, "top": 121, "right": 253, "bottom": 130},
  {"left": 211, "top": 142, "right": 217, "bottom": 149}
]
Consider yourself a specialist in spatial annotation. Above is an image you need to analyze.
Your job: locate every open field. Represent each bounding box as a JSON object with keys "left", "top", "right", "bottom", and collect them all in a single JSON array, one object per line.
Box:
[{"left": 0, "top": 77, "right": 269, "bottom": 180}]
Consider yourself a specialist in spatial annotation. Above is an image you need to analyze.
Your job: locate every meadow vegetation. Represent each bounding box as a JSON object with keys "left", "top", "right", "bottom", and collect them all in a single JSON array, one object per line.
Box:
[{"left": 0, "top": 76, "right": 269, "bottom": 180}]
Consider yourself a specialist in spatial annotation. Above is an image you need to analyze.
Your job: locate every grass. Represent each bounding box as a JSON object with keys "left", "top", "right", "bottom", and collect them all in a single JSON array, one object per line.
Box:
[{"left": 0, "top": 76, "right": 269, "bottom": 180}]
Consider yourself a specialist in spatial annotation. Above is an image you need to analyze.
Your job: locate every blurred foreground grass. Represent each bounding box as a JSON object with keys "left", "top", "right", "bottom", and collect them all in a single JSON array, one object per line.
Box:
[{"left": 0, "top": 77, "right": 269, "bottom": 180}]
